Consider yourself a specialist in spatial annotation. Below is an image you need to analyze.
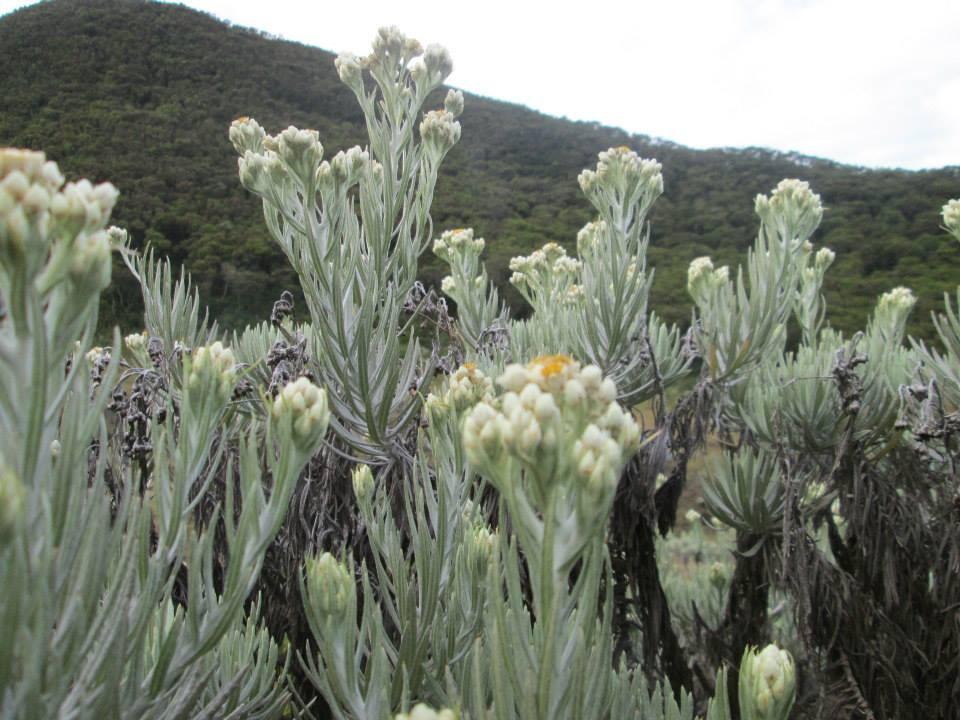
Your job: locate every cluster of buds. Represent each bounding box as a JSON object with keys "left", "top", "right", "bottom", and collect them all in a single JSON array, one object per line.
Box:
[
  {"left": 336, "top": 27, "right": 454, "bottom": 107},
  {"left": 576, "top": 219, "right": 607, "bottom": 258},
  {"left": 394, "top": 704, "right": 457, "bottom": 720},
  {"left": 305, "top": 552, "right": 354, "bottom": 619},
  {"left": 873, "top": 286, "right": 916, "bottom": 343},
  {"left": 234, "top": 120, "right": 329, "bottom": 196},
  {"left": 228, "top": 116, "right": 266, "bottom": 156},
  {"left": 187, "top": 341, "right": 237, "bottom": 407},
  {"left": 508, "top": 242, "right": 582, "bottom": 311},
  {"left": 420, "top": 109, "right": 461, "bottom": 159},
  {"left": 328, "top": 146, "right": 370, "bottom": 188},
  {"left": 432, "top": 227, "right": 484, "bottom": 263},
  {"left": 738, "top": 644, "right": 796, "bottom": 720},
  {"left": 577, "top": 147, "right": 663, "bottom": 222},
  {"left": 942, "top": 198, "right": 960, "bottom": 241},
  {"left": 755, "top": 179, "right": 823, "bottom": 245},
  {"left": 273, "top": 126, "right": 323, "bottom": 189},
  {"left": 425, "top": 362, "right": 494, "bottom": 421},
  {"left": 368, "top": 26, "right": 426, "bottom": 73},
  {"left": 460, "top": 522, "right": 497, "bottom": 579},
  {"left": 463, "top": 356, "right": 639, "bottom": 522},
  {"left": 687, "top": 256, "right": 730, "bottom": 306},
  {"left": 813, "top": 246, "right": 835, "bottom": 271},
  {"left": 409, "top": 45, "right": 455, "bottom": 90},
  {"left": 124, "top": 331, "right": 149, "bottom": 365},
  {"left": 0, "top": 149, "right": 116, "bottom": 297},
  {"left": 271, "top": 376, "right": 330, "bottom": 454}
]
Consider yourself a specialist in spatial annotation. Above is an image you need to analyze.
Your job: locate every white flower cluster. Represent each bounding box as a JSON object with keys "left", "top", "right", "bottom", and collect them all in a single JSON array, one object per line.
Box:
[
  {"left": 336, "top": 27, "right": 454, "bottom": 102},
  {"left": 463, "top": 356, "right": 639, "bottom": 505},
  {"left": 425, "top": 362, "right": 493, "bottom": 419},
  {"left": 508, "top": 242, "right": 582, "bottom": 310},
  {"left": 124, "top": 331, "right": 148, "bottom": 355},
  {"left": 577, "top": 147, "right": 663, "bottom": 219},
  {"left": 943, "top": 198, "right": 960, "bottom": 239},
  {"left": 687, "top": 256, "right": 729, "bottom": 304},
  {"left": 420, "top": 109, "right": 461, "bottom": 157},
  {"left": 871, "top": 286, "right": 916, "bottom": 343},
  {"left": 755, "top": 178, "right": 823, "bottom": 243},
  {"left": 271, "top": 376, "right": 330, "bottom": 452},
  {"left": 432, "top": 227, "right": 484, "bottom": 263},
  {"left": 369, "top": 26, "right": 426, "bottom": 69},
  {"left": 394, "top": 704, "right": 457, "bottom": 720},
  {"left": 0, "top": 149, "right": 116, "bottom": 293},
  {"left": 578, "top": 146, "right": 663, "bottom": 197},
  {"left": 878, "top": 286, "right": 916, "bottom": 315},
  {"left": 235, "top": 122, "right": 340, "bottom": 196}
]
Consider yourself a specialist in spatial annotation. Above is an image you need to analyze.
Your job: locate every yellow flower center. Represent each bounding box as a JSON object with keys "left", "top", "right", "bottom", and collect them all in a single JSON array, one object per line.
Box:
[{"left": 529, "top": 354, "right": 575, "bottom": 377}]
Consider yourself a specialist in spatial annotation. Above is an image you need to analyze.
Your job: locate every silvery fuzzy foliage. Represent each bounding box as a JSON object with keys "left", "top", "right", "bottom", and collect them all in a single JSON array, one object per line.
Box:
[
  {"left": 695, "top": 190, "right": 960, "bottom": 716},
  {"left": 300, "top": 357, "right": 731, "bottom": 720},
  {"left": 436, "top": 149, "right": 692, "bottom": 405},
  {"left": 232, "top": 26, "right": 462, "bottom": 465},
  {"left": 0, "top": 150, "right": 330, "bottom": 718}
]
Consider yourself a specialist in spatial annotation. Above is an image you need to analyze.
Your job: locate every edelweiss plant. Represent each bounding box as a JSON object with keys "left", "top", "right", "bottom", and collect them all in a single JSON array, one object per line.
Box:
[
  {"left": 5, "top": 18, "right": 959, "bottom": 720},
  {"left": 0, "top": 148, "right": 329, "bottom": 717}
]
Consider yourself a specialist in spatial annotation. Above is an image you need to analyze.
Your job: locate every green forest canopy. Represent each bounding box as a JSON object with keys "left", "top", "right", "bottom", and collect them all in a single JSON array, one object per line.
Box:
[{"left": 1, "top": 0, "right": 958, "bottom": 341}]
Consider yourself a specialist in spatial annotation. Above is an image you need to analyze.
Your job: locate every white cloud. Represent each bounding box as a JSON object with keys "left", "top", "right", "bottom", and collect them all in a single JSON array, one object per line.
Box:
[{"left": 2, "top": 0, "right": 958, "bottom": 168}]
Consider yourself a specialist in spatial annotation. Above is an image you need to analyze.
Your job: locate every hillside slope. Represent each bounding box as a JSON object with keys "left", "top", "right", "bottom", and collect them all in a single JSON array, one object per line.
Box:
[{"left": 1, "top": 0, "right": 958, "bottom": 338}]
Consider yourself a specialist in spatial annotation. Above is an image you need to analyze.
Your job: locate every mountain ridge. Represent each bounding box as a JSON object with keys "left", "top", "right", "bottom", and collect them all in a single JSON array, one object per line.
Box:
[{"left": 1, "top": 0, "right": 958, "bottom": 339}]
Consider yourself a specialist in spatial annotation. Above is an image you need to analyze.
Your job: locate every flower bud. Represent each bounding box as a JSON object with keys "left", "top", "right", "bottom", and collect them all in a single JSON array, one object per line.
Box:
[
  {"left": 444, "top": 89, "right": 464, "bottom": 118},
  {"left": 423, "top": 43, "right": 453, "bottom": 82},
  {"left": 335, "top": 52, "right": 365, "bottom": 94},
  {"left": 814, "top": 247, "right": 835, "bottom": 270},
  {"left": 188, "top": 341, "right": 236, "bottom": 405},
  {"left": 873, "top": 286, "right": 916, "bottom": 343},
  {"left": 395, "top": 704, "right": 457, "bottom": 720},
  {"left": 420, "top": 110, "right": 461, "bottom": 157},
  {"left": 229, "top": 116, "right": 266, "bottom": 155},
  {"left": 277, "top": 126, "right": 323, "bottom": 187},
  {"left": 756, "top": 178, "right": 823, "bottom": 244},
  {"left": 0, "top": 461, "right": 25, "bottom": 546},
  {"left": 69, "top": 230, "right": 112, "bottom": 293},
  {"left": 942, "top": 198, "right": 960, "bottom": 240},
  {"left": 739, "top": 644, "right": 796, "bottom": 720},
  {"left": 271, "top": 377, "right": 330, "bottom": 454},
  {"left": 352, "top": 464, "right": 374, "bottom": 503},
  {"left": 305, "top": 553, "right": 353, "bottom": 619}
]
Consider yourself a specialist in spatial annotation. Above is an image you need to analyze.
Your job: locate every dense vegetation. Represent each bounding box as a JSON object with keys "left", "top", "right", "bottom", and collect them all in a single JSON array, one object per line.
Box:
[{"left": 1, "top": 0, "right": 958, "bottom": 339}]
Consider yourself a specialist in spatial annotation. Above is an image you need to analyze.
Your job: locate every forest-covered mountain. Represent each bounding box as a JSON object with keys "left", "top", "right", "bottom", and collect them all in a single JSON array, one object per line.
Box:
[{"left": 2, "top": 0, "right": 958, "bottom": 340}]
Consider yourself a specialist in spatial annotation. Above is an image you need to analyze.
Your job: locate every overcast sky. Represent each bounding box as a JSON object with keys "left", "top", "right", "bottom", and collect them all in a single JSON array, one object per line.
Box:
[{"left": 3, "top": 0, "right": 959, "bottom": 169}]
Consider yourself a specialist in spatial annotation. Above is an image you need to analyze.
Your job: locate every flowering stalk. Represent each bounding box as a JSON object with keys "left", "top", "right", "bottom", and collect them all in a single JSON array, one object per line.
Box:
[{"left": 233, "top": 28, "right": 463, "bottom": 462}]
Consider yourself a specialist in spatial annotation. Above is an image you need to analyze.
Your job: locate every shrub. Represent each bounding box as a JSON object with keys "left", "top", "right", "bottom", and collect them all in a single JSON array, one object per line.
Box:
[{"left": 3, "top": 25, "right": 958, "bottom": 720}]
